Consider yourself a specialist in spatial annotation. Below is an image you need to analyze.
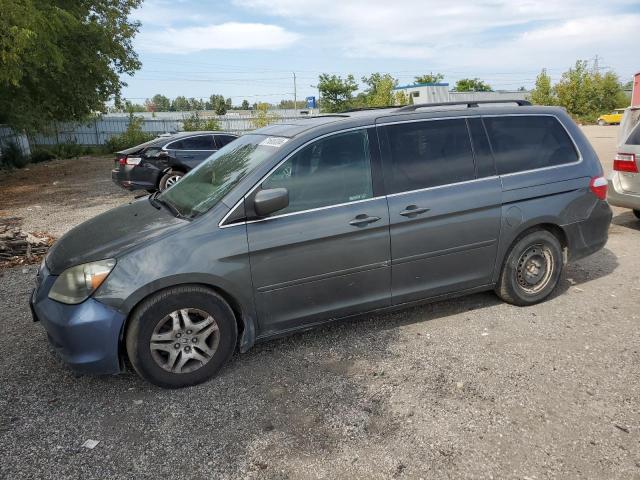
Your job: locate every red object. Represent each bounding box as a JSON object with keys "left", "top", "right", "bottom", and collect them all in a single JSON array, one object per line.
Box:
[
  {"left": 118, "top": 155, "right": 127, "bottom": 166},
  {"left": 589, "top": 176, "right": 608, "bottom": 200},
  {"left": 613, "top": 152, "right": 638, "bottom": 173},
  {"left": 633, "top": 72, "right": 640, "bottom": 108}
]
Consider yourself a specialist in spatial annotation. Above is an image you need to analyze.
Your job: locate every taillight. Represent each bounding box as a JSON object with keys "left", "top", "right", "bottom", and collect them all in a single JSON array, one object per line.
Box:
[
  {"left": 613, "top": 153, "right": 638, "bottom": 173},
  {"left": 118, "top": 156, "right": 141, "bottom": 166},
  {"left": 589, "top": 176, "right": 608, "bottom": 200}
]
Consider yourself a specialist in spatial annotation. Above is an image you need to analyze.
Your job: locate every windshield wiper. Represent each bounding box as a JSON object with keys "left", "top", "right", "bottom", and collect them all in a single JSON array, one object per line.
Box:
[
  {"left": 148, "top": 191, "right": 161, "bottom": 209},
  {"left": 149, "top": 191, "right": 184, "bottom": 218}
]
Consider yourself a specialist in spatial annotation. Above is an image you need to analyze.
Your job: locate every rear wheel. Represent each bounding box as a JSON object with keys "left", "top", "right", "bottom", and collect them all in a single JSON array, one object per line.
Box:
[
  {"left": 126, "top": 285, "right": 237, "bottom": 388},
  {"left": 158, "top": 169, "right": 184, "bottom": 191},
  {"left": 633, "top": 209, "right": 640, "bottom": 220},
  {"left": 496, "top": 230, "right": 563, "bottom": 306},
  {"left": 597, "top": 119, "right": 608, "bottom": 126}
]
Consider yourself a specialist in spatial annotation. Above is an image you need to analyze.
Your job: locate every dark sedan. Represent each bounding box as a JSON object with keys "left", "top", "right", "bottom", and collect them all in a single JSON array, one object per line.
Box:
[{"left": 111, "top": 131, "right": 238, "bottom": 192}]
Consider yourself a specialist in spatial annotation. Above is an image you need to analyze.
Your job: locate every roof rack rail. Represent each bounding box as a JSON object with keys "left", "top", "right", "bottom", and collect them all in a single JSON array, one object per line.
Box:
[
  {"left": 341, "top": 105, "right": 398, "bottom": 113},
  {"left": 395, "top": 99, "right": 531, "bottom": 112}
]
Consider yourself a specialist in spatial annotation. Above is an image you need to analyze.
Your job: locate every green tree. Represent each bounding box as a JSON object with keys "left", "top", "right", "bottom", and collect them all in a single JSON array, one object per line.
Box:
[
  {"left": 394, "top": 90, "right": 408, "bottom": 106},
  {"left": 241, "top": 99, "right": 250, "bottom": 110},
  {"left": 171, "top": 96, "right": 191, "bottom": 112},
  {"left": 361, "top": 73, "right": 398, "bottom": 107},
  {"left": 554, "top": 60, "right": 628, "bottom": 121},
  {"left": 0, "top": 0, "right": 142, "bottom": 132},
  {"left": 554, "top": 60, "right": 593, "bottom": 118},
  {"left": 453, "top": 78, "right": 492, "bottom": 92},
  {"left": 149, "top": 94, "right": 170, "bottom": 111},
  {"left": 530, "top": 69, "right": 557, "bottom": 105},
  {"left": 206, "top": 94, "right": 227, "bottom": 115},
  {"left": 317, "top": 74, "right": 358, "bottom": 112},
  {"left": 123, "top": 100, "right": 146, "bottom": 113},
  {"left": 414, "top": 72, "right": 444, "bottom": 84}
]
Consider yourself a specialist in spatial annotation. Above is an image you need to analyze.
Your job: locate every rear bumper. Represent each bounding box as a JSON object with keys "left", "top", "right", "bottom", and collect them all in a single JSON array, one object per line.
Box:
[
  {"left": 563, "top": 200, "right": 612, "bottom": 262},
  {"left": 607, "top": 174, "right": 640, "bottom": 210},
  {"left": 111, "top": 165, "right": 162, "bottom": 192},
  {"left": 30, "top": 265, "right": 125, "bottom": 375}
]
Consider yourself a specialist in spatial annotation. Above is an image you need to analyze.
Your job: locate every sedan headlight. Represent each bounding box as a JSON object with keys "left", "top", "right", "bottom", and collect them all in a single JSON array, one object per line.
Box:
[{"left": 48, "top": 259, "right": 116, "bottom": 304}]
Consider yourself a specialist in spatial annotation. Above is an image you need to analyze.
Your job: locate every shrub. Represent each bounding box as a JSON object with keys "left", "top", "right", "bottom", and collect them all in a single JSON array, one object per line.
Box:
[
  {"left": 104, "top": 114, "right": 155, "bottom": 152},
  {"left": 252, "top": 103, "right": 279, "bottom": 128},
  {"left": 30, "top": 147, "right": 55, "bottom": 163},
  {"left": 182, "top": 112, "right": 221, "bottom": 131},
  {"left": 0, "top": 141, "right": 29, "bottom": 169}
]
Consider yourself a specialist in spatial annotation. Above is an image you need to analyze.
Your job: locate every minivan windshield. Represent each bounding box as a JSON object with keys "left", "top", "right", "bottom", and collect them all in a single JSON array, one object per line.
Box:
[{"left": 158, "top": 134, "right": 278, "bottom": 218}]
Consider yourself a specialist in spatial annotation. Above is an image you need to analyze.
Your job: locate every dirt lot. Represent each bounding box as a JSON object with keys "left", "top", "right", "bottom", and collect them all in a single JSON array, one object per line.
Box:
[{"left": 0, "top": 126, "right": 639, "bottom": 479}]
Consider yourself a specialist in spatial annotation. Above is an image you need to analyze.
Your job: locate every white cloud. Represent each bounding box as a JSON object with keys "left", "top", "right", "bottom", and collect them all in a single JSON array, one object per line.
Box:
[
  {"left": 233, "top": 0, "right": 640, "bottom": 77},
  {"left": 136, "top": 22, "right": 301, "bottom": 53}
]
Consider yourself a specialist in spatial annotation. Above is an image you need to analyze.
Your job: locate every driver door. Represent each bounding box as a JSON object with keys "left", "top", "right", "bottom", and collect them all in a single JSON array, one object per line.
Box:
[{"left": 246, "top": 128, "right": 391, "bottom": 337}]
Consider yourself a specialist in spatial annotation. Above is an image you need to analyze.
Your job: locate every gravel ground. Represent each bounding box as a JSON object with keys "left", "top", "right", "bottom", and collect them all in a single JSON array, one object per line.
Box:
[{"left": 0, "top": 127, "right": 639, "bottom": 479}]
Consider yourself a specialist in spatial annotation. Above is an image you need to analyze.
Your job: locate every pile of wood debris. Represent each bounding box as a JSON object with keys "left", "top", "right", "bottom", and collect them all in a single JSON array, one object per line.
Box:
[{"left": 0, "top": 217, "right": 56, "bottom": 268}]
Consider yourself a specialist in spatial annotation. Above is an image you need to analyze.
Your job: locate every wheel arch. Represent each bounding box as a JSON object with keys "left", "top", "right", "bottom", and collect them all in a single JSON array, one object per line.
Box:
[
  {"left": 118, "top": 278, "right": 257, "bottom": 367},
  {"left": 493, "top": 220, "right": 569, "bottom": 283}
]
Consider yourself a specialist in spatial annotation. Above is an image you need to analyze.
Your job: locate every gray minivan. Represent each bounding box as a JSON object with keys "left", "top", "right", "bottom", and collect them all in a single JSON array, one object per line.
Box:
[{"left": 31, "top": 101, "right": 612, "bottom": 388}]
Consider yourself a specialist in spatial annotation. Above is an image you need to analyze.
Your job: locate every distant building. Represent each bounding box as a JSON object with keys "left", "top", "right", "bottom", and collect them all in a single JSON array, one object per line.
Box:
[
  {"left": 393, "top": 82, "right": 529, "bottom": 104},
  {"left": 393, "top": 82, "right": 450, "bottom": 103}
]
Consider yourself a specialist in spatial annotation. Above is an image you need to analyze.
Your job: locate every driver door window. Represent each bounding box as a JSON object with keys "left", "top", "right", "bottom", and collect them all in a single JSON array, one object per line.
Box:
[{"left": 260, "top": 130, "right": 373, "bottom": 216}]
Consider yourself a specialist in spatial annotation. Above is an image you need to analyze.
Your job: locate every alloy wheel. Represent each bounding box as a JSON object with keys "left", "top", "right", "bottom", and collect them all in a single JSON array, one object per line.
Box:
[{"left": 149, "top": 308, "right": 220, "bottom": 374}]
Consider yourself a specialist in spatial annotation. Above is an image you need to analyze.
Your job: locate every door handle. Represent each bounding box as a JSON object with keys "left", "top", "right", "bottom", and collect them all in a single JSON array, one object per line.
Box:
[
  {"left": 181, "top": 155, "right": 194, "bottom": 159},
  {"left": 399, "top": 205, "right": 430, "bottom": 217},
  {"left": 349, "top": 214, "right": 381, "bottom": 227}
]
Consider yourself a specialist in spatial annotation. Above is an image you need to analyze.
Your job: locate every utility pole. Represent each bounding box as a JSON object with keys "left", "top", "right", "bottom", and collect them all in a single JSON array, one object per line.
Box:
[{"left": 293, "top": 72, "right": 297, "bottom": 110}]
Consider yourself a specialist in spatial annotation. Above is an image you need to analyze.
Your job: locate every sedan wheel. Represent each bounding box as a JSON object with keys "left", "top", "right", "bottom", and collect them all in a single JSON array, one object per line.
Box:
[{"left": 159, "top": 169, "right": 184, "bottom": 191}]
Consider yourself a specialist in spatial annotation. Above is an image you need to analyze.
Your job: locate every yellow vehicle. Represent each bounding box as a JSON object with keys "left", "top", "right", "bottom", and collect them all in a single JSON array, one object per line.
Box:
[{"left": 597, "top": 108, "right": 625, "bottom": 125}]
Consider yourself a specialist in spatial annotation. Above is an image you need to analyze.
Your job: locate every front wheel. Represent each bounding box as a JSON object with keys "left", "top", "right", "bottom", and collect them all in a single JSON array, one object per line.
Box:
[
  {"left": 495, "top": 230, "right": 563, "bottom": 306},
  {"left": 126, "top": 286, "right": 237, "bottom": 388},
  {"left": 158, "top": 169, "right": 184, "bottom": 191}
]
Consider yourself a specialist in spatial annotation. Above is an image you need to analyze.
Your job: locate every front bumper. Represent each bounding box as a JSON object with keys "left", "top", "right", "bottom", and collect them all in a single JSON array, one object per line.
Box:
[
  {"left": 607, "top": 173, "right": 640, "bottom": 210},
  {"left": 30, "top": 264, "right": 126, "bottom": 375}
]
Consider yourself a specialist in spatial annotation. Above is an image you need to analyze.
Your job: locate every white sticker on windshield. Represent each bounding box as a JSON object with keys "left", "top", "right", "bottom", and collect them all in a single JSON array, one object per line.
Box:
[{"left": 259, "top": 137, "right": 288, "bottom": 148}]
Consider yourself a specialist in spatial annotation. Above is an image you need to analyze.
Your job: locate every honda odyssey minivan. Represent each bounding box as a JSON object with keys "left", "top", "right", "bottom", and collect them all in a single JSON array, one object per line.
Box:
[{"left": 31, "top": 101, "right": 612, "bottom": 388}]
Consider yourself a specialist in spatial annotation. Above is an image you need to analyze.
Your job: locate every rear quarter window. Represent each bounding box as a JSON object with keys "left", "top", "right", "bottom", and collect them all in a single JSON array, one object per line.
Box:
[{"left": 484, "top": 115, "right": 579, "bottom": 175}]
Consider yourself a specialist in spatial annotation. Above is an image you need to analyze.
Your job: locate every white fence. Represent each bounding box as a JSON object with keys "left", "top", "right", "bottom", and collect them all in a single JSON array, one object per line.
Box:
[{"left": 28, "top": 111, "right": 319, "bottom": 147}]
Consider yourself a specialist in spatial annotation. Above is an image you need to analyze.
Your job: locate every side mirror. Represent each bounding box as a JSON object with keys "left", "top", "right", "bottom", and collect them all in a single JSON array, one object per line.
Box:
[{"left": 254, "top": 188, "right": 289, "bottom": 217}]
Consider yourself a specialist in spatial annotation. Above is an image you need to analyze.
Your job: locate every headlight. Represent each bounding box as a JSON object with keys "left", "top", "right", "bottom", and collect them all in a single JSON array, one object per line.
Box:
[{"left": 48, "top": 259, "right": 116, "bottom": 304}]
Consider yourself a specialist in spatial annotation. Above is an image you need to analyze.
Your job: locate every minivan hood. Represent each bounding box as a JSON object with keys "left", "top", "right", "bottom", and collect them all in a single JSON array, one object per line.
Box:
[{"left": 46, "top": 198, "right": 187, "bottom": 274}]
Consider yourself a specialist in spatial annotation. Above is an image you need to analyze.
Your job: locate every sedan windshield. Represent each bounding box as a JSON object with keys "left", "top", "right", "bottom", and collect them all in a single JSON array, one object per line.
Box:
[{"left": 158, "top": 134, "right": 279, "bottom": 218}]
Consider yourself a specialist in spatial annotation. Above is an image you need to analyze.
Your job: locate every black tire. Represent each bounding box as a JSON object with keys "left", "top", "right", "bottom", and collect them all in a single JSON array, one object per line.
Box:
[
  {"left": 495, "top": 230, "right": 563, "bottom": 306},
  {"left": 633, "top": 209, "right": 640, "bottom": 220},
  {"left": 597, "top": 119, "right": 608, "bottom": 126},
  {"left": 126, "top": 285, "right": 237, "bottom": 388},
  {"left": 158, "top": 169, "right": 184, "bottom": 191}
]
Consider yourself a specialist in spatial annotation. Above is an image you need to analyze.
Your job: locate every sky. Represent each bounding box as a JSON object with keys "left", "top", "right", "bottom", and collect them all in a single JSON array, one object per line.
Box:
[{"left": 121, "top": 0, "right": 640, "bottom": 105}]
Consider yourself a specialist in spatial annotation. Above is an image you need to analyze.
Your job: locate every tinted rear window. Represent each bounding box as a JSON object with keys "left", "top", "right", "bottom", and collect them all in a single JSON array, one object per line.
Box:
[
  {"left": 484, "top": 115, "right": 579, "bottom": 175},
  {"left": 168, "top": 135, "right": 215, "bottom": 150},
  {"left": 216, "top": 135, "right": 237, "bottom": 148},
  {"left": 380, "top": 118, "right": 475, "bottom": 193}
]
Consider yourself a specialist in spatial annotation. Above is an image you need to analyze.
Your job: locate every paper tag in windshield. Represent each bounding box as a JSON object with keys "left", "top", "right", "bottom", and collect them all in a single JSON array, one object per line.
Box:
[{"left": 259, "top": 137, "right": 288, "bottom": 148}]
